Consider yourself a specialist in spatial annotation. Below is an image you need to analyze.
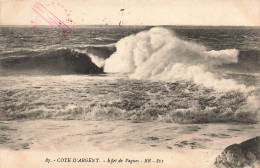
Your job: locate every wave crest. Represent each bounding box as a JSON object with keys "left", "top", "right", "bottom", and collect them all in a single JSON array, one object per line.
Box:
[{"left": 104, "top": 27, "right": 248, "bottom": 92}]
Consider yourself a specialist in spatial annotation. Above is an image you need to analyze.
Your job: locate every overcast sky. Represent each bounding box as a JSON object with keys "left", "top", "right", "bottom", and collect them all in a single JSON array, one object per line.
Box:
[{"left": 1, "top": 0, "right": 259, "bottom": 26}]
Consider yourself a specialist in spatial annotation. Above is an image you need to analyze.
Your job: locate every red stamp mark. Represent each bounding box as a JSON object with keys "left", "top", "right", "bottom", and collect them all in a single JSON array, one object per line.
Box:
[{"left": 31, "top": 1, "right": 74, "bottom": 44}]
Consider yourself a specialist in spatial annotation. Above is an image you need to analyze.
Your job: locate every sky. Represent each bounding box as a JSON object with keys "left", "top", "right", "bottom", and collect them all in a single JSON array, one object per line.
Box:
[{"left": 0, "top": 0, "right": 259, "bottom": 26}]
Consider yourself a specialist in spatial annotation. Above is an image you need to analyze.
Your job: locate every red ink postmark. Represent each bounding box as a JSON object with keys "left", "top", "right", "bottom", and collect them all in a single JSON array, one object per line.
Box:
[{"left": 31, "top": 1, "right": 74, "bottom": 44}]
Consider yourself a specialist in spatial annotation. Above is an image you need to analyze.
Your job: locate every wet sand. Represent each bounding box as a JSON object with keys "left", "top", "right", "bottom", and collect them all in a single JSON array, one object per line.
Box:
[{"left": 0, "top": 120, "right": 259, "bottom": 168}]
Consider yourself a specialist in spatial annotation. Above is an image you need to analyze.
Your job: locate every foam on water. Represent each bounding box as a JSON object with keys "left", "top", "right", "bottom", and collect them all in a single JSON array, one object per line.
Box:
[
  {"left": 104, "top": 27, "right": 251, "bottom": 92},
  {"left": 0, "top": 75, "right": 259, "bottom": 124}
]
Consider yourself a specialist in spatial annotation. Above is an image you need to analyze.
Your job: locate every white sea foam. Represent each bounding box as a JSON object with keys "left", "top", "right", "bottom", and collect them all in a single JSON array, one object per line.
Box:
[
  {"left": 104, "top": 27, "right": 248, "bottom": 92},
  {"left": 88, "top": 53, "right": 106, "bottom": 68},
  {"left": 203, "top": 49, "right": 239, "bottom": 64}
]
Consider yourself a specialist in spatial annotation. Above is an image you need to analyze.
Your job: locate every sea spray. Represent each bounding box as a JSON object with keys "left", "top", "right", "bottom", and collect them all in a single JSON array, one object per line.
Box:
[{"left": 104, "top": 27, "right": 249, "bottom": 92}]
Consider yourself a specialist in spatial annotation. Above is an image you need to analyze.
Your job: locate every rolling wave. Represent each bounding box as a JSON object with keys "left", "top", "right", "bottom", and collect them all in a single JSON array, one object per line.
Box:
[{"left": 0, "top": 48, "right": 103, "bottom": 75}]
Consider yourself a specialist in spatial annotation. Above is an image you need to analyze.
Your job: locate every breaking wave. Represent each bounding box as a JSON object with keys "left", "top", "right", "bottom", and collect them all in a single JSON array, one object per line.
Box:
[
  {"left": 74, "top": 44, "right": 116, "bottom": 68},
  {"left": 104, "top": 27, "right": 257, "bottom": 92},
  {"left": 0, "top": 48, "right": 104, "bottom": 75},
  {"left": 0, "top": 44, "right": 117, "bottom": 75}
]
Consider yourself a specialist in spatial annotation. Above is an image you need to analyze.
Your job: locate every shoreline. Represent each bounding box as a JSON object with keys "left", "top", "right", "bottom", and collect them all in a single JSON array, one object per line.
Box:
[{"left": 1, "top": 119, "right": 259, "bottom": 168}]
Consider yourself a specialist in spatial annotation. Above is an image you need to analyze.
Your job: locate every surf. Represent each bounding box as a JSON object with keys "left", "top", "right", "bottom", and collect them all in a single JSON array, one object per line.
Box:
[{"left": 104, "top": 27, "right": 259, "bottom": 92}]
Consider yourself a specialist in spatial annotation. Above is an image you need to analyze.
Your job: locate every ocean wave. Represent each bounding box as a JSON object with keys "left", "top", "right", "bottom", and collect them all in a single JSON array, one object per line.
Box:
[
  {"left": 1, "top": 27, "right": 259, "bottom": 79},
  {"left": 74, "top": 44, "right": 116, "bottom": 59},
  {"left": 74, "top": 44, "right": 116, "bottom": 68},
  {"left": 104, "top": 27, "right": 257, "bottom": 92},
  {"left": 0, "top": 48, "right": 103, "bottom": 75}
]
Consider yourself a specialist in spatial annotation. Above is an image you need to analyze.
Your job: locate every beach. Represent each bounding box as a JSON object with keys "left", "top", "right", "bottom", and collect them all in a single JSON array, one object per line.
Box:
[{"left": 1, "top": 119, "right": 259, "bottom": 168}]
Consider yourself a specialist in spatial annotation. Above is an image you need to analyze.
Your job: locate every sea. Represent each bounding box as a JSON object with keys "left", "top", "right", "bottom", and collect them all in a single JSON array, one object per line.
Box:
[{"left": 0, "top": 25, "right": 260, "bottom": 124}]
